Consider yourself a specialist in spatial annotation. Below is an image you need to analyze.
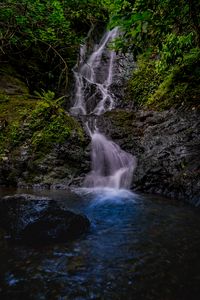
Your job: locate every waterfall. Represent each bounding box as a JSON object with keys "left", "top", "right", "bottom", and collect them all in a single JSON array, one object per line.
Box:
[{"left": 71, "top": 28, "right": 136, "bottom": 189}]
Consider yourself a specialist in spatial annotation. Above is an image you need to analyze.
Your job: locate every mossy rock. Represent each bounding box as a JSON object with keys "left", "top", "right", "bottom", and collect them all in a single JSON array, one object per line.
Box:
[
  {"left": 105, "top": 110, "right": 136, "bottom": 128},
  {"left": 146, "top": 60, "right": 200, "bottom": 110},
  {"left": 0, "top": 74, "right": 29, "bottom": 96},
  {"left": 126, "top": 51, "right": 200, "bottom": 111},
  {"left": 125, "top": 56, "right": 161, "bottom": 108},
  {"left": 0, "top": 79, "right": 36, "bottom": 155},
  {"left": 0, "top": 69, "right": 86, "bottom": 157}
]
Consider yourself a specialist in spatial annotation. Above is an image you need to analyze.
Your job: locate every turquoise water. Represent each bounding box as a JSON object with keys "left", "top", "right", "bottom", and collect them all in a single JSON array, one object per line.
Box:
[{"left": 0, "top": 188, "right": 200, "bottom": 299}]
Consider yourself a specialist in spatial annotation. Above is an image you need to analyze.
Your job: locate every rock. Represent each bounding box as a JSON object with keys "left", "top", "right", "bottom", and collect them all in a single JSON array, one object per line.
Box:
[
  {"left": 0, "top": 194, "right": 90, "bottom": 243},
  {"left": 0, "top": 134, "right": 90, "bottom": 188},
  {"left": 0, "top": 73, "right": 29, "bottom": 95},
  {"left": 99, "top": 108, "right": 200, "bottom": 205},
  {"left": 22, "top": 208, "right": 90, "bottom": 243}
]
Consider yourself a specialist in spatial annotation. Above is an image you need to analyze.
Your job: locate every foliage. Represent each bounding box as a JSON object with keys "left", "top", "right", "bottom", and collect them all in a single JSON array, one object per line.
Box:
[
  {"left": 126, "top": 56, "right": 161, "bottom": 106},
  {"left": 105, "top": 0, "right": 200, "bottom": 58},
  {"left": 0, "top": 95, "right": 37, "bottom": 155},
  {"left": 27, "top": 96, "right": 84, "bottom": 151},
  {"left": 0, "top": 91, "right": 84, "bottom": 156},
  {"left": 0, "top": 0, "right": 106, "bottom": 51},
  {"left": 0, "top": 0, "right": 74, "bottom": 50},
  {"left": 103, "top": 0, "right": 200, "bottom": 109},
  {"left": 126, "top": 49, "right": 200, "bottom": 109},
  {"left": 0, "top": 0, "right": 107, "bottom": 92},
  {"left": 147, "top": 49, "right": 200, "bottom": 109},
  {"left": 155, "top": 32, "right": 196, "bottom": 73},
  {"left": 1, "top": 0, "right": 199, "bottom": 110},
  {"left": 34, "top": 89, "right": 64, "bottom": 104}
]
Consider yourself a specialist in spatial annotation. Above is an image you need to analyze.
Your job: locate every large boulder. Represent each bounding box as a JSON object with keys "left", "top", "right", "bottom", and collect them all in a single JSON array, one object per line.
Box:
[{"left": 0, "top": 194, "right": 90, "bottom": 243}]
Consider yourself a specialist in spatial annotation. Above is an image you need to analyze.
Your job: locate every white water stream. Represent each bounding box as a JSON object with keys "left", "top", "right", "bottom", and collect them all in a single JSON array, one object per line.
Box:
[{"left": 71, "top": 28, "right": 136, "bottom": 189}]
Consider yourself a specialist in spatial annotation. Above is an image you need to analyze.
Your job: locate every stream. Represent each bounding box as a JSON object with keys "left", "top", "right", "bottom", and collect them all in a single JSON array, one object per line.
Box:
[
  {"left": 0, "top": 27, "right": 199, "bottom": 300},
  {"left": 0, "top": 188, "right": 200, "bottom": 300}
]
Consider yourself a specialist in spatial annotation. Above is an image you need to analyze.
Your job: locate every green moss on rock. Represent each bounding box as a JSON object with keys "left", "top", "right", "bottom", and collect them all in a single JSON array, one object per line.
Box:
[
  {"left": 26, "top": 99, "right": 84, "bottom": 153},
  {"left": 126, "top": 56, "right": 161, "bottom": 107},
  {"left": 0, "top": 71, "right": 85, "bottom": 160},
  {"left": 0, "top": 71, "right": 36, "bottom": 156},
  {"left": 126, "top": 49, "right": 200, "bottom": 110},
  {"left": 105, "top": 110, "right": 135, "bottom": 128},
  {"left": 0, "top": 73, "right": 29, "bottom": 96}
]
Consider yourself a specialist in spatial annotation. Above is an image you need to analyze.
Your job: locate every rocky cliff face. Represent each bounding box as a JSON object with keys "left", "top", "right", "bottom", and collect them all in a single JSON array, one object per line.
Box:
[
  {"left": 98, "top": 108, "right": 200, "bottom": 206},
  {"left": 0, "top": 134, "right": 90, "bottom": 189}
]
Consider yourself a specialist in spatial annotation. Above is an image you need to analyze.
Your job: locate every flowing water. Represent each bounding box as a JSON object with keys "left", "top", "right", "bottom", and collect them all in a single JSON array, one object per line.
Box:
[
  {"left": 71, "top": 28, "right": 136, "bottom": 189},
  {"left": 0, "top": 29, "right": 200, "bottom": 300},
  {"left": 84, "top": 132, "right": 136, "bottom": 189},
  {"left": 0, "top": 188, "right": 200, "bottom": 300},
  {"left": 70, "top": 27, "right": 119, "bottom": 116}
]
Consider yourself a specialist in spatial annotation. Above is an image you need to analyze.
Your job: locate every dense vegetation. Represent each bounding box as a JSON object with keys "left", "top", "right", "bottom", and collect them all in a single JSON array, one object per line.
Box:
[
  {"left": 0, "top": 87, "right": 84, "bottom": 157},
  {"left": 0, "top": 0, "right": 200, "bottom": 162},
  {"left": 1, "top": 0, "right": 199, "bottom": 107},
  {"left": 103, "top": 0, "right": 200, "bottom": 109},
  {"left": 0, "top": 0, "right": 107, "bottom": 92},
  {"left": 0, "top": 0, "right": 105, "bottom": 159}
]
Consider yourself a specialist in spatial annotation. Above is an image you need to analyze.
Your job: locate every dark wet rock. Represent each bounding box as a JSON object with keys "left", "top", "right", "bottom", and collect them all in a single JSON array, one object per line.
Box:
[
  {"left": 0, "top": 135, "right": 90, "bottom": 188},
  {"left": 22, "top": 208, "right": 90, "bottom": 244},
  {"left": 0, "top": 194, "right": 90, "bottom": 243},
  {"left": 98, "top": 108, "right": 200, "bottom": 206},
  {"left": 0, "top": 194, "right": 56, "bottom": 237}
]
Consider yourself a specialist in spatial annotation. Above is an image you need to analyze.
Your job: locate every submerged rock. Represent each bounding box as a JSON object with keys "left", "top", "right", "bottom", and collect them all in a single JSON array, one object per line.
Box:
[{"left": 0, "top": 194, "right": 90, "bottom": 243}]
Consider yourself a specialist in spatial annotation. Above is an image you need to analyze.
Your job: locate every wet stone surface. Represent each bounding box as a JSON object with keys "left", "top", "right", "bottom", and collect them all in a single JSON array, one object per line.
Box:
[
  {"left": 100, "top": 108, "right": 200, "bottom": 205},
  {"left": 0, "top": 193, "right": 90, "bottom": 243}
]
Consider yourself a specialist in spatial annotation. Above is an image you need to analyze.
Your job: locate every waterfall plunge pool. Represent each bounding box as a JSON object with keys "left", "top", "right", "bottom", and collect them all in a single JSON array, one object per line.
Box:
[{"left": 0, "top": 187, "right": 200, "bottom": 300}]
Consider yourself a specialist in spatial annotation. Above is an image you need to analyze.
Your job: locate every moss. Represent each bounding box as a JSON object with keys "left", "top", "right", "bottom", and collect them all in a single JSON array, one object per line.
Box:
[
  {"left": 0, "top": 94, "right": 10, "bottom": 103},
  {"left": 1, "top": 106, "right": 84, "bottom": 170},
  {"left": 105, "top": 110, "right": 136, "bottom": 128},
  {"left": 125, "top": 56, "right": 161, "bottom": 107},
  {"left": 0, "top": 71, "right": 34, "bottom": 124},
  {"left": 0, "top": 73, "right": 29, "bottom": 96},
  {"left": 0, "top": 73, "right": 36, "bottom": 151},
  {"left": 26, "top": 100, "right": 85, "bottom": 153},
  {"left": 147, "top": 57, "right": 200, "bottom": 110},
  {"left": 0, "top": 73, "right": 85, "bottom": 160},
  {"left": 0, "top": 95, "right": 37, "bottom": 155},
  {"left": 126, "top": 49, "right": 200, "bottom": 110}
]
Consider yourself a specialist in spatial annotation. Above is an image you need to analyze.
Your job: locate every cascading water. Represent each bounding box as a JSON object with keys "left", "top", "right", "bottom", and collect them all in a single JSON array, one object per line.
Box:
[
  {"left": 71, "top": 28, "right": 119, "bottom": 116},
  {"left": 71, "top": 28, "right": 136, "bottom": 189},
  {"left": 84, "top": 132, "right": 135, "bottom": 189}
]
